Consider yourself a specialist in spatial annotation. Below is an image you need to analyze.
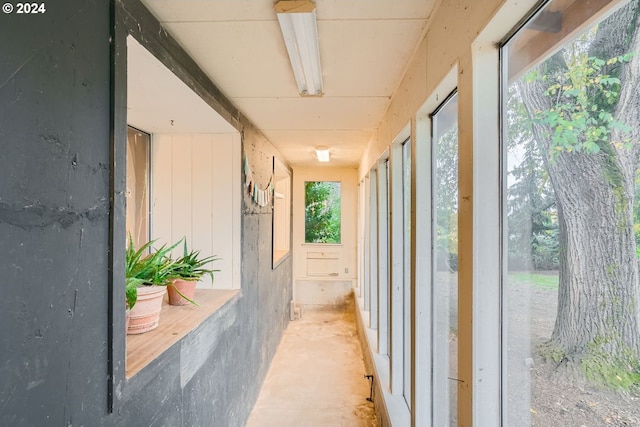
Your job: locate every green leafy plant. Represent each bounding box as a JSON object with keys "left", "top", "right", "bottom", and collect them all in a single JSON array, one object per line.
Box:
[
  {"left": 125, "top": 234, "right": 181, "bottom": 309},
  {"left": 526, "top": 52, "right": 634, "bottom": 160},
  {"left": 169, "top": 239, "right": 220, "bottom": 282}
]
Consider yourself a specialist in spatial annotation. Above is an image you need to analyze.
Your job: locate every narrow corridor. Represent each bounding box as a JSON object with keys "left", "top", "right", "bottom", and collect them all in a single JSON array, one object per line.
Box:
[{"left": 246, "top": 301, "right": 378, "bottom": 427}]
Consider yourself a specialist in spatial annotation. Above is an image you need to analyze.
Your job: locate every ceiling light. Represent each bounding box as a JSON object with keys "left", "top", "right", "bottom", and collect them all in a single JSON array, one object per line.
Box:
[
  {"left": 275, "top": 0, "right": 324, "bottom": 97},
  {"left": 315, "top": 146, "right": 330, "bottom": 162}
]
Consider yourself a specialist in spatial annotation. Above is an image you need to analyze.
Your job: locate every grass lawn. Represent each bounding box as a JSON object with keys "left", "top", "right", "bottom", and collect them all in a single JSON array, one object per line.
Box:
[{"left": 508, "top": 272, "right": 559, "bottom": 290}]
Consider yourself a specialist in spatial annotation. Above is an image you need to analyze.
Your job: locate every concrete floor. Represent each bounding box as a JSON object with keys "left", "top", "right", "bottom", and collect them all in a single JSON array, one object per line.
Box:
[{"left": 246, "top": 303, "right": 378, "bottom": 427}]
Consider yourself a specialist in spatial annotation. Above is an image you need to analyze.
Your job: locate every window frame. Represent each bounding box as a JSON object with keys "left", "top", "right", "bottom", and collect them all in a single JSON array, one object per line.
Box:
[
  {"left": 389, "top": 129, "right": 412, "bottom": 405},
  {"left": 412, "top": 67, "right": 458, "bottom": 426},
  {"left": 377, "top": 155, "right": 391, "bottom": 357},
  {"left": 364, "top": 173, "right": 371, "bottom": 312},
  {"left": 369, "top": 170, "right": 379, "bottom": 330},
  {"left": 497, "top": 0, "right": 630, "bottom": 424},
  {"left": 464, "top": 8, "right": 507, "bottom": 425},
  {"left": 401, "top": 137, "right": 412, "bottom": 407},
  {"left": 430, "top": 89, "right": 459, "bottom": 426},
  {"left": 110, "top": 1, "right": 244, "bottom": 410}
]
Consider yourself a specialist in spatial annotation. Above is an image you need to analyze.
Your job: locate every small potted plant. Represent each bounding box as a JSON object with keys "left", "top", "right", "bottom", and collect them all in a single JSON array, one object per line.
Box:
[
  {"left": 125, "top": 235, "right": 180, "bottom": 334},
  {"left": 167, "top": 240, "right": 220, "bottom": 306}
]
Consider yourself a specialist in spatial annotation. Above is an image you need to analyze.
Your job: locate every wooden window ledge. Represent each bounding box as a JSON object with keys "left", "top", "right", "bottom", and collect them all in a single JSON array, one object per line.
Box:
[{"left": 126, "top": 289, "right": 239, "bottom": 378}]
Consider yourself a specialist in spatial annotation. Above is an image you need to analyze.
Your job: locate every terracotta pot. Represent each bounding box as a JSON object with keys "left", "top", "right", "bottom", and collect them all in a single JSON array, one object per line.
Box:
[
  {"left": 127, "top": 285, "right": 166, "bottom": 334},
  {"left": 168, "top": 279, "right": 198, "bottom": 306},
  {"left": 125, "top": 308, "right": 130, "bottom": 332}
]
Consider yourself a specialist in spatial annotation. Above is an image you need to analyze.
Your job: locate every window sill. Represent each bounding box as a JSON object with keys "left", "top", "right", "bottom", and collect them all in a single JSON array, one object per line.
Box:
[{"left": 126, "top": 288, "right": 239, "bottom": 378}]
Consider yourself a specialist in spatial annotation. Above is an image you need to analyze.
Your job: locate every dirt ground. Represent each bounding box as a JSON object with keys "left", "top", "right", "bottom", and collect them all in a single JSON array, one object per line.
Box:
[{"left": 507, "top": 280, "right": 640, "bottom": 426}]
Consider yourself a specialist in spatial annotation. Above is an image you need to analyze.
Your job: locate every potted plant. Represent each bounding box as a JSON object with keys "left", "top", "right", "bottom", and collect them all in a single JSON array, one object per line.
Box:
[
  {"left": 125, "top": 235, "right": 180, "bottom": 334},
  {"left": 167, "top": 240, "right": 220, "bottom": 306}
]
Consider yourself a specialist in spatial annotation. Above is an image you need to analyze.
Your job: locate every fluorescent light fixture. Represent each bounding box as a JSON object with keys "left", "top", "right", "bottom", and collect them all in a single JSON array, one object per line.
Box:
[
  {"left": 275, "top": 0, "right": 324, "bottom": 97},
  {"left": 315, "top": 146, "right": 330, "bottom": 162}
]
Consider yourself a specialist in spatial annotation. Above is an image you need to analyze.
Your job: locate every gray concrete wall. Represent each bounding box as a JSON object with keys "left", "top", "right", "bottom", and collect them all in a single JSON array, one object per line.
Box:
[{"left": 0, "top": 1, "right": 292, "bottom": 426}]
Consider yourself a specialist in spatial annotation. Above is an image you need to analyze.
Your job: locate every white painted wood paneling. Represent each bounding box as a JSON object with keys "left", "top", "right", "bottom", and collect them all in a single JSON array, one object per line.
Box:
[
  {"left": 306, "top": 251, "right": 340, "bottom": 276},
  {"left": 152, "top": 133, "right": 240, "bottom": 289},
  {"left": 209, "top": 134, "right": 235, "bottom": 289},
  {"left": 151, "top": 134, "right": 174, "bottom": 245},
  {"left": 191, "top": 134, "right": 214, "bottom": 276},
  {"left": 171, "top": 136, "right": 193, "bottom": 246}
]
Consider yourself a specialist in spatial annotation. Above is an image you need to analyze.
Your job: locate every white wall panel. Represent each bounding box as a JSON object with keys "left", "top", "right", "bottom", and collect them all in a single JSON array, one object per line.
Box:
[
  {"left": 152, "top": 132, "right": 239, "bottom": 289},
  {"left": 191, "top": 134, "right": 214, "bottom": 285},
  {"left": 171, "top": 136, "right": 193, "bottom": 248},
  {"left": 209, "top": 134, "right": 235, "bottom": 289},
  {"left": 151, "top": 134, "right": 173, "bottom": 245}
]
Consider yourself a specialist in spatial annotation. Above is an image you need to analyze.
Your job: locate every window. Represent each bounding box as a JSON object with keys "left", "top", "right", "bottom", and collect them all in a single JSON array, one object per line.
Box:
[
  {"left": 363, "top": 174, "right": 371, "bottom": 311},
  {"left": 122, "top": 36, "right": 242, "bottom": 379},
  {"left": 272, "top": 157, "right": 291, "bottom": 267},
  {"left": 369, "top": 171, "right": 378, "bottom": 328},
  {"left": 358, "top": 178, "right": 367, "bottom": 300},
  {"left": 401, "top": 138, "right": 412, "bottom": 408},
  {"left": 378, "top": 158, "right": 390, "bottom": 356},
  {"left": 304, "top": 181, "right": 341, "bottom": 244},
  {"left": 389, "top": 133, "right": 412, "bottom": 405},
  {"left": 502, "top": 1, "right": 640, "bottom": 425},
  {"left": 432, "top": 91, "right": 459, "bottom": 426}
]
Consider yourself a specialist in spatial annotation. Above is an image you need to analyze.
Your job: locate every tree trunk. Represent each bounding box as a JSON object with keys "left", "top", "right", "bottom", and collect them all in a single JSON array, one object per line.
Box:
[
  {"left": 517, "top": 1, "right": 640, "bottom": 362},
  {"left": 549, "top": 150, "right": 639, "bottom": 359}
]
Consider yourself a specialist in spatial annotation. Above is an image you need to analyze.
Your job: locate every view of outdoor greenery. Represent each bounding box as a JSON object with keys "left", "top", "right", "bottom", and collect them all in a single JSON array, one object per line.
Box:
[
  {"left": 505, "top": 0, "right": 640, "bottom": 424},
  {"left": 433, "top": 93, "right": 459, "bottom": 426},
  {"left": 304, "top": 181, "right": 341, "bottom": 244}
]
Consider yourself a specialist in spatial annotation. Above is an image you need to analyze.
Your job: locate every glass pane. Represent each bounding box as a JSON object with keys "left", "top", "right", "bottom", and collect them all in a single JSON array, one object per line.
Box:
[
  {"left": 503, "top": 1, "right": 640, "bottom": 425},
  {"left": 304, "top": 181, "right": 341, "bottom": 243},
  {"left": 369, "top": 172, "right": 378, "bottom": 328},
  {"left": 402, "top": 139, "right": 412, "bottom": 408},
  {"left": 432, "top": 92, "right": 459, "bottom": 426},
  {"left": 126, "top": 126, "right": 150, "bottom": 249},
  {"left": 364, "top": 174, "right": 371, "bottom": 311},
  {"left": 375, "top": 160, "right": 391, "bottom": 356}
]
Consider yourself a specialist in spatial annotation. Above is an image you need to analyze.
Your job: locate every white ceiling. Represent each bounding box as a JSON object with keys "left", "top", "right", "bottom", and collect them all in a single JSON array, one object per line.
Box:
[
  {"left": 138, "top": 0, "right": 439, "bottom": 166},
  {"left": 127, "top": 36, "right": 237, "bottom": 134}
]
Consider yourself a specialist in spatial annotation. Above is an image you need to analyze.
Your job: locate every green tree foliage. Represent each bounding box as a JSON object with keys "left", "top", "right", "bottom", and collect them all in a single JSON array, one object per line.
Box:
[
  {"left": 526, "top": 43, "right": 633, "bottom": 158},
  {"left": 508, "top": 32, "right": 635, "bottom": 272},
  {"left": 434, "top": 125, "right": 459, "bottom": 271},
  {"left": 305, "top": 181, "right": 341, "bottom": 243},
  {"left": 507, "top": 86, "right": 559, "bottom": 271}
]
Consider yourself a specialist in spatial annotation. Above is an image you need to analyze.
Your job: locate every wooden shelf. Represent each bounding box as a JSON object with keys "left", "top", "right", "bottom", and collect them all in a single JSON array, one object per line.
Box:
[{"left": 126, "top": 289, "right": 239, "bottom": 378}]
